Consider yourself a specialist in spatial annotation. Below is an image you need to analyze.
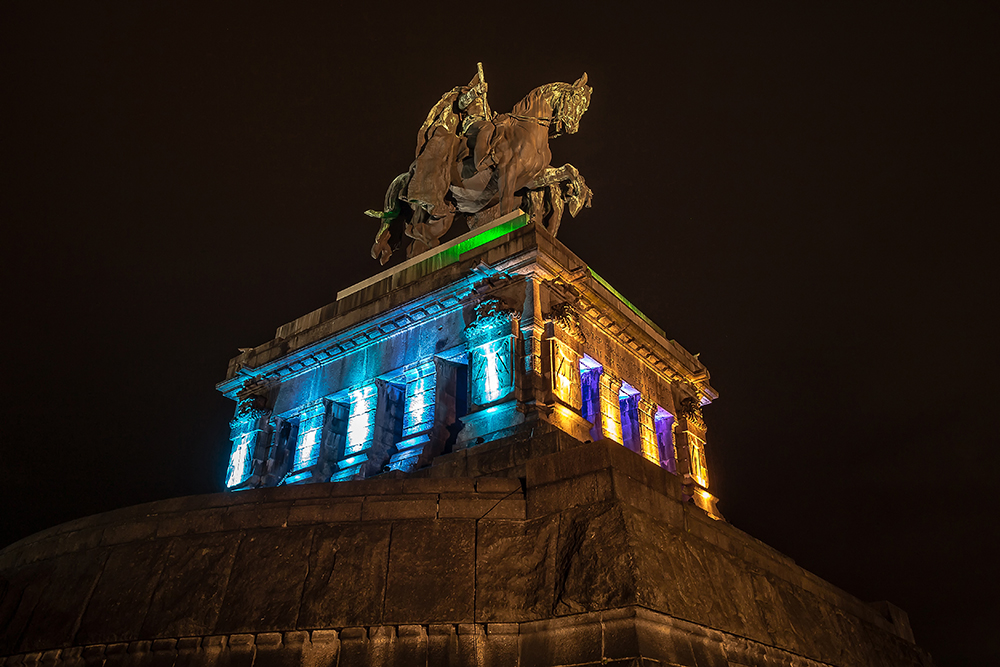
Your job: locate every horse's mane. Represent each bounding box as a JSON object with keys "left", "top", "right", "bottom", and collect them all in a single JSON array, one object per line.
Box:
[{"left": 511, "top": 82, "right": 576, "bottom": 118}]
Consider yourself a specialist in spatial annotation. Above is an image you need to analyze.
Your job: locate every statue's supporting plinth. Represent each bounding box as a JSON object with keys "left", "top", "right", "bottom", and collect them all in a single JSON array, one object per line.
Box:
[{"left": 217, "top": 213, "right": 721, "bottom": 521}]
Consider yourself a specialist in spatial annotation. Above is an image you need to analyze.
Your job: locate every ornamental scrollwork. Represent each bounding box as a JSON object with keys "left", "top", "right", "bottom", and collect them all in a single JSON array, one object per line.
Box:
[
  {"left": 545, "top": 302, "right": 586, "bottom": 342},
  {"left": 678, "top": 396, "right": 706, "bottom": 429},
  {"left": 464, "top": 297, "right": 520, "bottom": 346},
  {"left": 231, "top": 392, "right": 269, "bottom": 428}
]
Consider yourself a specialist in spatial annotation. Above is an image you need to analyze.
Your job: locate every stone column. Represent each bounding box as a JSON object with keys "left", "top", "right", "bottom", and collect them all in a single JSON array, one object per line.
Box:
[
  {"left": 520, "top": 276, "right": 545, "bottom": 402},
  {"left": 284, "top": 399, "right": 329, "bottom": 484},
  {"left": 675, "top": 396, "right": 723, "bottom": 519},
  {"left": 388, "top": 360, "right": 439, "bottom": 472},
  {"left": 636, "top": 397, "right": 661, "bottom": 466},
  {"left": 226, "top": 393, "right": 270, "bottom": 490},
  {"left": 597, "top": 372, "right": 624, "bottom": 445}
]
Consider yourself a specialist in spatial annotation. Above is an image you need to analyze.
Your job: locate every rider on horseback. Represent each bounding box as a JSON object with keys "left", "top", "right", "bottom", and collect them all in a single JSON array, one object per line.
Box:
[{"left": 366, "top": 65, "right": 592, "bottom": 264}]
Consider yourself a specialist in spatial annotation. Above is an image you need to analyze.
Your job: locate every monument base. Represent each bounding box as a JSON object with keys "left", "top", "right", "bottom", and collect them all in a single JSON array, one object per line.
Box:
[{"left": 0, "top": 429, "right": 933, "bottom": 666}]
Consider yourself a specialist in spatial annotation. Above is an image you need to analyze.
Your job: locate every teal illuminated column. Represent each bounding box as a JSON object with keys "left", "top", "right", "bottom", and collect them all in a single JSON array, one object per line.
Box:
[
  {"left": 329, "top": 380, "right": 403, "bottom": 482},
  {"left": 285, "top": 400, "right": 330, "bottom": 484},
  {"left": 226, "top": 393, "right": 270, "bottom": 490},
  {"left": 387, "top": 360, "right": 438, "bottom": 472}
]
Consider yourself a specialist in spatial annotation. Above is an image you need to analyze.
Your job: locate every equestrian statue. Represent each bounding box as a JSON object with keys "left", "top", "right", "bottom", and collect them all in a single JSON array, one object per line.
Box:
[{"left": 366, "top": 64, "right": 593, "bottom": 264}]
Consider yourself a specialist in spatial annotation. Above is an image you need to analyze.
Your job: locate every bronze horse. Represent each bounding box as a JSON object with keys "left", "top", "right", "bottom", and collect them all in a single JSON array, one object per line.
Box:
[{"left": 368, "top": 72, "right": 593, "bottom": 264}]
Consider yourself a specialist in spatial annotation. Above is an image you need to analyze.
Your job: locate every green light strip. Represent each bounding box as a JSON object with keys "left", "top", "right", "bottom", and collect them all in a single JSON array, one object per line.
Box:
[
  {"left": 426, "top": 212, "right": 530, "bottom": 269},
  {"left": 588, "top": 267, "right": 668, "bottom": 339},
  {"left": 456, "top": 213, "right": 530, "bottom": 257},
  {"left": 338, "top": 211, "right": 530, "bottom": 301}
]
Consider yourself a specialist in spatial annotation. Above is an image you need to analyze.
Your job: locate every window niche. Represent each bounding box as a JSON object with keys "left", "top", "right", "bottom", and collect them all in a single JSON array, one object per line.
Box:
[
  {"left": 655, "top": 408, "right": 677, "bottom": 473},
  {"left": 579, "top": 355, "right": 603, "bottom": 442},
  {"left": 619, "top": 381, "right": 642, "bottom": 454},
  {"left": 264, "top": 418, "right": 297, "bottom": 486},
  {"left": 329, "top": 380, "right": 403, "bottom": 481}
]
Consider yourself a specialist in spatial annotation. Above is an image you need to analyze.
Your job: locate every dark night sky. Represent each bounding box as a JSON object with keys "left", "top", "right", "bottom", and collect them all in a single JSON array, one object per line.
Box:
[{"left": 2, "top": 3, "right": 997, "bottom": 665}]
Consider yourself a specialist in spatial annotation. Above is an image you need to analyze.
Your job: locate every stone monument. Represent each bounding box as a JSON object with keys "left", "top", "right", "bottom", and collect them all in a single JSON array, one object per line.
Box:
[{"left": 0, "top": 68, "right": 934, "bottom": 667}]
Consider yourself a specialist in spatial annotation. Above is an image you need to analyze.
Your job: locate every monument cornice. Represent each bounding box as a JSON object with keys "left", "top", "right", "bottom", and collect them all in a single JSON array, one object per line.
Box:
[{"left": 216, "top": 279, "right": 476, "bottom": 398}]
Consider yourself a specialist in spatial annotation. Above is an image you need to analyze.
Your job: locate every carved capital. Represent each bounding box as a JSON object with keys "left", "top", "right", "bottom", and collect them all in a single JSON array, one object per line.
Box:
[
  {"left": 464, "top": 297, "right": 520, "bottom": 346},
  {"left": 545, "top": 302, "right": 586, "bottom": 342},
  {"left": 231, "top": 392, "right": 269, "bottom": 428},
  {"left": 678, "top": 396, "right": 706, "bottom": 429}
]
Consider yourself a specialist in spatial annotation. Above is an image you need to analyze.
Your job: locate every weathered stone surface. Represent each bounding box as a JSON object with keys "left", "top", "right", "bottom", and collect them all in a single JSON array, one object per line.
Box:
[
  {"left": 139, "top": 533, "right": 240, "bottom": 638},
  {"left": 5, "top": 548, "right": 111, "bottom": 651},
  {"left": 214, "top": 528, "right": 314, "bottom": 634},
  {"left": 384, "top": 520, "right": 475, "bottom": 623},
  {"left": 0, "top": 438, "right": 933, "bottom": 666},
  {"left": 553, "top": 503, "right": 637, "bottom": 614},
  {"left": 298, "top": 523, "right": 391, "bottom": 628},
  {"left": 476, "top": 516, "right": 559, "bottom": 622},
  {"left": 76, "top": 542, "right": 173, "bottom": 646}
]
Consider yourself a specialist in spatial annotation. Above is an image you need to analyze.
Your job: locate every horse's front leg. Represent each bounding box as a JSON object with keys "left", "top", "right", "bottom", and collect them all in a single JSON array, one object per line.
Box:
[{"left": 559, "top": 163, "right": 593, "bottom": 216}]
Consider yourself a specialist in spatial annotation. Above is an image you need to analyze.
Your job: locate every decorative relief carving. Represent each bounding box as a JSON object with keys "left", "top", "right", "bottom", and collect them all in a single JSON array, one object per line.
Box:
[
  {"left": 545, "top": 302, "right": 586, "bottom": 342},
  {"left": 231, "top": 390, "right": 269, "bottom": 428},
  {"left": 464, "top": 297, "right": 520, "bottom": 346},
  {"left": 549, "top": 338, "right": 582, "bottom": 409},
  {"left": 469, "top": 335, "right": 515, "bottom": 405},
  {"left": 678, "top": 396, "right": 706, "bottom": 429}
]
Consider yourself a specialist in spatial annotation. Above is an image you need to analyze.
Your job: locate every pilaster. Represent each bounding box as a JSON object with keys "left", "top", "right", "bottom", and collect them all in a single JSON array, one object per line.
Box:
[
  {"left": 598, "top": 372, "right": 624, "bottom": 445},
  {"left": 226, "top": 393, "right": 271, "bottom": 490},
  {"left": 674, "top": 396, "right": 722, "bottom": 519},
  {"left": 457, "top": 298, "right": 521, "bottom": 448},
  {"left": 636, "top": 397, "right": 661, "bottom": 466}
]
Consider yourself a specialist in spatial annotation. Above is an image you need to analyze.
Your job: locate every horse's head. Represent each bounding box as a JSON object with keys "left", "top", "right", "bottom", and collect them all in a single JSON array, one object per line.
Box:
[{"left": 552, "top": 73, "right": 592, "bottom": 135}]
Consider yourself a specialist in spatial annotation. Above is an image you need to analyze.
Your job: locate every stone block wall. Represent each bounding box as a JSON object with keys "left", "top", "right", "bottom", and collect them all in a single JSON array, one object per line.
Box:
[{"left": 0, "top": 432, "right": 933, "bottom": 666}]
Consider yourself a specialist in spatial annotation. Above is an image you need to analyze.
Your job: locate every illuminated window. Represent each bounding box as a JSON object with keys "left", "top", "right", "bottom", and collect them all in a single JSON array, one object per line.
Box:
[
  {"left": 655, "top": 409, "right": 676, "bottom": 473},
  {"left": 579, "top": 356, "right": 603, "bottom": 441},
  {"left": 619, "top": 382, "right": 641, "bottom": 454}
]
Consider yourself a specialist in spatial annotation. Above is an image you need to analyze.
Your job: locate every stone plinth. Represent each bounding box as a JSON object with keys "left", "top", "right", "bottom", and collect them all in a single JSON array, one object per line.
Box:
[{"left": 0, "top": 428, "right": 933, "bottom": 666}]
